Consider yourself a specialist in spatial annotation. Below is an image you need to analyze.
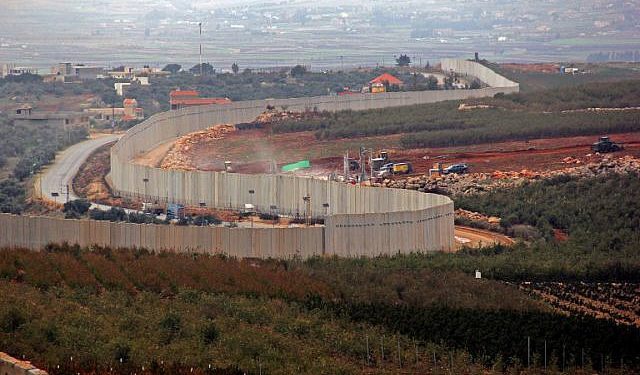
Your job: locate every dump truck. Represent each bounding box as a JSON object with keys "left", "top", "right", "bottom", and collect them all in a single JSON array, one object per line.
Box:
[
  {"left": 392, "top": 163, "right": 413, "bottom": 174},
  {"left": 592, "top": 137, "right": 623, "bottom": 153}
]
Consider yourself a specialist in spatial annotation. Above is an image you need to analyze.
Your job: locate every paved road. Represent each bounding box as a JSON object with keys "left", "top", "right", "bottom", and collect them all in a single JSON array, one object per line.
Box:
[{"left": 37, "top": 134, "right": 121, "bottom": 205}]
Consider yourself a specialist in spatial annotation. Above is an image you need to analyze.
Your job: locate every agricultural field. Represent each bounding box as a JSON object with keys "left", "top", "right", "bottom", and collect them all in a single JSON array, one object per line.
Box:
[
  {"left": 1, "top": 246, "right": 639, "bottom": 374},
  {"left": 519, "top": 282, "right": 640, "bottom": 328}
]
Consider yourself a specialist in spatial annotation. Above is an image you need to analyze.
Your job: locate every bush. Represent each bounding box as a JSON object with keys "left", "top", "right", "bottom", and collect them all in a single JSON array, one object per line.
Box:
[
  {"left": 63, "top": 199, "right": 92, "bottom": 216},
  {"left": 1, "top": 307, "right": 26, "bottom": 332},
  {"left": 89, "top": 207, "right": 127, "bottom": 222},
  {"left": 202, "top": 322, "right": 220, "bottom": 344}
]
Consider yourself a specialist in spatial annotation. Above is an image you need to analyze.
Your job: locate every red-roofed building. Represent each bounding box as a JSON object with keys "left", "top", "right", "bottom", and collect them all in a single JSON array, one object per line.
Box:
[
  {"left": 170, "top": 90, "right": 232, "bottom": 110},
  {"left": 368, "top": 73, "right": 404, "bottom": 93}
]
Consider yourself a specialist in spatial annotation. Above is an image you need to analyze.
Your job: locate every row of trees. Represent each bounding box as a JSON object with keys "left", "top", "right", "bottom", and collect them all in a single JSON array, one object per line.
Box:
[
  {"left": 271, "top": 98, "right": 640, "bottom": 148},
  {"left": 479, "top": 79, "right": 640, "bottom": 112},
  {"left": 310, "top": 299, "right": 640, "bottom": 370}
]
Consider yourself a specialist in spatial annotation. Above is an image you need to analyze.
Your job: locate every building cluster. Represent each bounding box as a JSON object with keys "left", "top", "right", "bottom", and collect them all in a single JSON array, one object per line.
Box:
[
  {"left": 10, "top": 97, "right": 145, "bottom": 130},
  {"left": 11, "top": 104, "right": 90, "bottom": 129},
  {"left": 86, "top": 98, "right": 145, "bottom": 124},
  {"left": 45, "top": 62, "right": 169, "bottom": 83},
  {"left": 1, "top": 64, "right": 38, "bottom": 78}
]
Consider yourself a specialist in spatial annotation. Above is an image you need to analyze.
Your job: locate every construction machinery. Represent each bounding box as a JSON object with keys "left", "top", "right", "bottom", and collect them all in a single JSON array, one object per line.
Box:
[
  {"left": 592, "top": 136, "right": 623, "bottom": 153},
  {"left": 377, "top": 162, "right": 413, "bottom": 178},
  {"left": 392, "top": 163, "right": 413, "bottom": 174},
  {"left": 371, "top": 151, "right": 390, "bottom": 171}
]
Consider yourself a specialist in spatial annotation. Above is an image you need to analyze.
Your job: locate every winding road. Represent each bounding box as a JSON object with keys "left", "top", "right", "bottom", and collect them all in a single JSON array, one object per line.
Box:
[{"left": 36, "top": 134, "right": 121, "bottom": 204}]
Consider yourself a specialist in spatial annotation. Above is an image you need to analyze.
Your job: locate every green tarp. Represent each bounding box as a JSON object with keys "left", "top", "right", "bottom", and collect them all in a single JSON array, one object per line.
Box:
[{"left": 281, "top": 160, "right": 311, "bottom": 172}]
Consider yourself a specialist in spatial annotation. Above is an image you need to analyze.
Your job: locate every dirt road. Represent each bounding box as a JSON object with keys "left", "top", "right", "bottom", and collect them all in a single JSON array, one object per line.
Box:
[{"left": 454, "top": 226, "right": 514, "bottom": 250}]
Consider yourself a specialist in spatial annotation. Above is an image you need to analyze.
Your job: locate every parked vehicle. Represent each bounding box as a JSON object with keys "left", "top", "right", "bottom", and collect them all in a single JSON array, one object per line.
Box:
[
  {"left": 443, "top": 163, "right": 469, "bottom": 175},
  {"left": 142, "top": 202, "right": 164, "bottom": 215},
  {"left": 592, "top": 136, "right": 623, "bottom": 153}
]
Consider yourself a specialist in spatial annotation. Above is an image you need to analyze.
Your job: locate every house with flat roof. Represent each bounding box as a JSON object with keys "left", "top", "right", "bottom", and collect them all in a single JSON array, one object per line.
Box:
[
  {"left": 11, "top": 105, "right": 89, "bottom": 128},
  {"left": 86, "top": 98, "right": 144, "bottom": 124}
]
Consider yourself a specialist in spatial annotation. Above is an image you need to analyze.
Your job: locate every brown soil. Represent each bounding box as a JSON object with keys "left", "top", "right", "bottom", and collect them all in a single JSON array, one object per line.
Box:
[
  {"left": 73, "top": 143, "right": 114, "bottom": 201},
  {"left": 454, "top": 226, "right": 514, "bottom": 250},
  {"left": 178, "top": 124, "right": 640, "bottom": 177},
  {"left": 500, "top": 63, "right": 560, "bottom": 73},
  {"left": 133, "top": 139, "right": 176, "bottom": 168}
]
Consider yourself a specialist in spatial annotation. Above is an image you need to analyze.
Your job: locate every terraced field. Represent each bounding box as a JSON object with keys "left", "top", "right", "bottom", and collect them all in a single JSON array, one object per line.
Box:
[{"left": 520, "top": 282, "right": 640, "bottom": 328}]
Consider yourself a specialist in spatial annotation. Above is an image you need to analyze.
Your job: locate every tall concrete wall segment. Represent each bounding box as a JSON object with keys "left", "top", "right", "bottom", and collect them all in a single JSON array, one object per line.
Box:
[
  {"left": 441, "top": 58, "right": 520, "bottom": 90},
  {"left": 0, "top": 214, "right": 325, "bottom": 258}
]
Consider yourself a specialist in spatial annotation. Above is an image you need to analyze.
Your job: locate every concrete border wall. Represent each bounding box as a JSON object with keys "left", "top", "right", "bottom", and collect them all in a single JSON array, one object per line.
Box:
[
  {"left": 105, "top": 59, "right": 518, "bottom": 256},
  {"left": 441, "top": 58, "right": 519, "bottom": 89},
  {"left": 0, "top": 59, "right": 519, "bottom": 257},
  {"left": 0, "top": 214, "right": 325, "bottom": 258}
]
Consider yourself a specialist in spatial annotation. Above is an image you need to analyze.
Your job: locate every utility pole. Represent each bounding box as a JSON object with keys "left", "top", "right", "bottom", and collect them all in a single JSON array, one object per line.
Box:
[
  {"left": 365, "top": 336, "right": 369, "bottom": 367},
  {"left": 527, "top": 336, "right": 530, "bottom": 368},
  {"left": 544, "top": 340, "right": 547, "bottom": 370},
  {"left": 199, "top": 22, "right": 203, "bottom": 76},
  {"left": 380, "top": 336, "right": 385, "bottom": 364}
]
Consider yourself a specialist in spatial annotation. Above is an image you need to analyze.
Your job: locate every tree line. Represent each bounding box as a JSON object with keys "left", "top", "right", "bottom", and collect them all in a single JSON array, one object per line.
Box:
[{"left": 271, "top": 97, "right": 640, "bottom": 148}]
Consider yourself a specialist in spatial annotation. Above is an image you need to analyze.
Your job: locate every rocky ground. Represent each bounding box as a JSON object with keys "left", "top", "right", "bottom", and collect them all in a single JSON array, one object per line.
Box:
[
  {"left": 375, "top": 155, "right": 640, "bottom": 197},
  {"left": 73, "top": 143, "right": 113, "bottom": 201},
  {"left": 161, "top": 124, "right": 235, "bottom": 170}
]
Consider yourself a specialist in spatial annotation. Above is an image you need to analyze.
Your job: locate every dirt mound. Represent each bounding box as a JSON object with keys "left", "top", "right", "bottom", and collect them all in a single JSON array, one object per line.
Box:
[
  {"left": 73, "top": 143, "right": 113, "bottom": 201},
  {"left": 456, "top": 208, "right": 501, "bottom": 228},
  {"left": 161, "top": 124, "right": 235, "bottom": 170}
]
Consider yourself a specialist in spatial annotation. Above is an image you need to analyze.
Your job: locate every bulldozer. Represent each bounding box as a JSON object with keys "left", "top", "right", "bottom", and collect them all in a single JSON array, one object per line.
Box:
[{"left": 592, "top": 136, "right": 623, "bottom": 153}]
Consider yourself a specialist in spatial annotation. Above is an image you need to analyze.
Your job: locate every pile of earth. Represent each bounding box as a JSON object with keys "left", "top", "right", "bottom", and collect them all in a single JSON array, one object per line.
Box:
[
  {"left": 161, "top": 124, "right": 235, "bottom": 170},
  {"left": 375, "top": 155, "right": 640, "bottom": 196}
]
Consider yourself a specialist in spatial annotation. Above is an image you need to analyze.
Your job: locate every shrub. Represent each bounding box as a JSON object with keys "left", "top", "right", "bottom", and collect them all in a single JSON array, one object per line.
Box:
[{"left": 202, "top": 322, "right": 220, "bottom": 344}]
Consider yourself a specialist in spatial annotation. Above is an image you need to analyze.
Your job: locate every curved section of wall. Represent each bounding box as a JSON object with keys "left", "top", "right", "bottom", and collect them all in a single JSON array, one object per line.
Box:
[
  {"left": 0, "top": 60, "right": 520, "bottom": 257},
  {"left": 109, "top": 59, "right": 518, "bottom": 256}
]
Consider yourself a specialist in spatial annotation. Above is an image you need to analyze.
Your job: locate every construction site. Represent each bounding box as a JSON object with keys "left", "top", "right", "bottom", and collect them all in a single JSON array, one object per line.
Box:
[{"left": 0, "top": 58, "right": 526, "bottom": 256}]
